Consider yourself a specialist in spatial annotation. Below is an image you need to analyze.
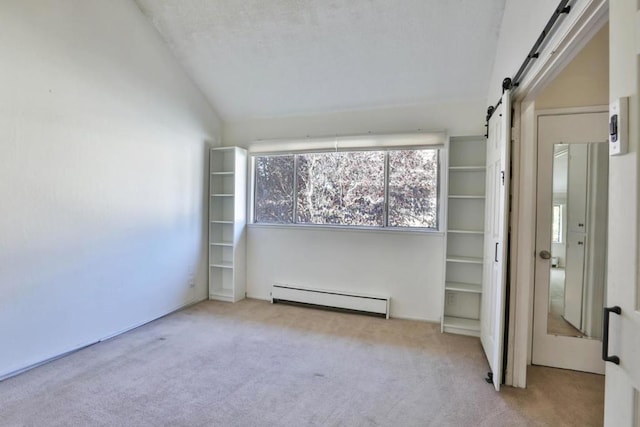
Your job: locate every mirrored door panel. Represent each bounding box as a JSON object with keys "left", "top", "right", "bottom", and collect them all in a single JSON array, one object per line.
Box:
[{"left": 547, "top": 142, "right": 609, "bottom": 339}]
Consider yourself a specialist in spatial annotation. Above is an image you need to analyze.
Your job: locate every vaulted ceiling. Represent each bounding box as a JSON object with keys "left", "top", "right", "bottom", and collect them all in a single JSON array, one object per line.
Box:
[{"left": 135, "top": 0, "right": 506, "bottom": 121}]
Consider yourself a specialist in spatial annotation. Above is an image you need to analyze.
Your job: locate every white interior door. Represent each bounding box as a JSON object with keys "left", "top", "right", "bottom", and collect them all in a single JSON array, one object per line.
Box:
[
  {"left": 603, "top": 1, "right": 640, "bottom": 424},
  {"left": 481, "top": 91, "right": 510, "bottom": 391},
  {"left": 532, "top": 111, "right": 608, "bottom": 374}
]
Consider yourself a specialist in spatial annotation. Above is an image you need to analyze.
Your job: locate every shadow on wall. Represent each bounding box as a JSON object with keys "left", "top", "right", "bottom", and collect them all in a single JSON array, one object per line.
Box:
[{"left": 0, "top": 219, "right": 203, "bottom": 375}]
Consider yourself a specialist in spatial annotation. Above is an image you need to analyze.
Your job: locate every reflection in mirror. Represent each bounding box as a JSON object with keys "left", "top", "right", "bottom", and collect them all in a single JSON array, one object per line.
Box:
[{"left": 547, "top": 142, "right": 608, "bottom": 339}]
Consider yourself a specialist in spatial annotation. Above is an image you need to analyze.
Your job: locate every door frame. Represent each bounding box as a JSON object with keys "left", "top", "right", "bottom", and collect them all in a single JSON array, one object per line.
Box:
[
  {"left": 504, "top": 0, "right": 608, "bottom": 387},
  {"left": 531, "top": 107, "right": 609, "bottom": 374}
]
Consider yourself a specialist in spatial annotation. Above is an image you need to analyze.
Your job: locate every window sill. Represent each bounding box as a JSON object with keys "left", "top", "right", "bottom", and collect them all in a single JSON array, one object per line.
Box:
[{"left": 247, "top": 222, "right": 444, "bottom": 237}]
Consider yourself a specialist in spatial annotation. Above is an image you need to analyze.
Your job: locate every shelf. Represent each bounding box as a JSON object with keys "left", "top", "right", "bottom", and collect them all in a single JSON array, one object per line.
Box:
[
  {"left": 210, "top": 241, "right": 233, "bottom": 247},
  {"left": 209, "top": 288, "right": 234, "bottom": 303},
  {"left": 443, "top": 137, "right": 486, "bottom": 337},
  {"left": 210, "top": 262, "right": 233, "bottom": 269},
  {"left": 447, "top": 229, "right": 484, "bottom": 235},
  {"left": 448, "top": 195, "right": 485, "bottom": 199},
  {"left": 445, "top": 282, "right": 482, "bottom": 294},
  {"left": 449, "top": 166, "right": 486, "bottom": 172},
  {"left": 446, "top": 256, "right": 483, "bottom": 265},
  {"left": 210, "top": 288, "right": 233, "bottom": 297},
  {"left": 209, "top": 146, "right": 246, "bottom": 304},
  {"left": 443, "top": 316, "right": 480, "bottom": 337}
]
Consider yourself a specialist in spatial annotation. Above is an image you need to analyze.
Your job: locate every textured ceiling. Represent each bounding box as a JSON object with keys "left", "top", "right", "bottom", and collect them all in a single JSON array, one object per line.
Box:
[{"left": 135, "top": 0, "right": 506, "bottom": 121}]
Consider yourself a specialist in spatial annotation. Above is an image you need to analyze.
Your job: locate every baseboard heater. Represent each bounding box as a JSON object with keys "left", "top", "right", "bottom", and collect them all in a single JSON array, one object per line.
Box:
[{"left": 271, "top": 284, "right": 390, "bottom": 319}]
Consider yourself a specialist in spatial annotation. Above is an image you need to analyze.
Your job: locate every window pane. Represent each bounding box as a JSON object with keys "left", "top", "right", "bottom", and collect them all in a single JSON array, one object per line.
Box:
[
  {"left": 388, "top": 149, "right": 439, "bottom": 228},
  {"left": 254, "top": 155, "right": 294, "bottom": 223},
  {"left": 296, "top": 151, "right": 385, "bottom": 226}
]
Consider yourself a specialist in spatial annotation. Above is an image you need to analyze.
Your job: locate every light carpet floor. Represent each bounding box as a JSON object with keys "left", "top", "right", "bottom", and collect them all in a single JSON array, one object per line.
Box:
[
  {"left": 548, "top": 268, "right": 585, "bottom": 338},
  {"left": 0, "top": 299, "right": 604, "bottom": 426}
]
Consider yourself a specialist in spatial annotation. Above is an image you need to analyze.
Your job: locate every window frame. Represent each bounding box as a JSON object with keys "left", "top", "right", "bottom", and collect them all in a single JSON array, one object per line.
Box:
[{"left": 249, "top": 147, "right": 442, "bottom": 233}]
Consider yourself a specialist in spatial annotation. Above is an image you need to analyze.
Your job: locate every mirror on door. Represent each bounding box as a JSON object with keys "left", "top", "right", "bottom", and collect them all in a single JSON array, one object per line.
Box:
[{"left": 547, "top": 142, "right": 609, "bottom": 339}]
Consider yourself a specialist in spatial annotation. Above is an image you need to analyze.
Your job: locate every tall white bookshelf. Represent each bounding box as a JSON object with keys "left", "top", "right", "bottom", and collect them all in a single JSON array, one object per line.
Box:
[
  {"left": 442, "top": 137, "right": 486, "bottom": 336},
  {"left": 209, "top": 147, "right": 247, "bottom": 302}
]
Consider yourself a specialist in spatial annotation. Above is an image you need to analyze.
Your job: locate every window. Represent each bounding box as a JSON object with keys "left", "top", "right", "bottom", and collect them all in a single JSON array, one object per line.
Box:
[
  {"left": 254, "top": 155, "right": 294, "bottom": 224},
  {"left": 253, "top": 148, "right": 439, "bottom": 230},
  {"left": 388, "top": 149, "right": 439, "bottom": 227},
  {"left": 297, "top": 151, "right": 385, "bottom": 226},
  {"left": 552, "top": 204, "right": 563, "bottom": 243}
]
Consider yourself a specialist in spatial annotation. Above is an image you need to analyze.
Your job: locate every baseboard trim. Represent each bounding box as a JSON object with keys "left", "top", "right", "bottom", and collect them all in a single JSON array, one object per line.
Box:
[
  {"left": 246, "top": 293, "right": 438, "bottom": 323},
  {"left": 0, "top": 296, "right": 207, "bottom": 382}
]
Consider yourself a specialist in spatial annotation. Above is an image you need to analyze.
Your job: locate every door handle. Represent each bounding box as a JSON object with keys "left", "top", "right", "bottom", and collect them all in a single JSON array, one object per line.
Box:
[
  {"left": 539, "top": 250, "right": 551, "bottom": 260},
  {"left": 602, "top": 306, "right": 621, "bottom": 365}
]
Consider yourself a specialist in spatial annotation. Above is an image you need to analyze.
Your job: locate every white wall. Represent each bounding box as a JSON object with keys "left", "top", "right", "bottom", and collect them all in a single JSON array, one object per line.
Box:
[
  {"left": 487, "top": 0, "right": 607, "bottom": 103},
  {"left": 224, "top": 101, "right": 483, "bottom": 321},
  {"left": 248, "top": 226, "right": 444, "bottom": 321},
  {"left": 487, "top": 0, "right": 560, "bottom": 101},
  {"left": 535, "top": 24, "right": 609, "bottom": 110},
  {"left": 0, "top": 0, "right": 221, "bottom": 378},
  {"left": 223, "top": 100, "right": 485, "bottom": 144}
]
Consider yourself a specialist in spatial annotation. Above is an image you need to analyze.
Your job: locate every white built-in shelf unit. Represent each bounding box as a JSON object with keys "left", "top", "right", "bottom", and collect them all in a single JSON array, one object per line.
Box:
[
  {"left": 442, "top": 136, "right": 486, "bottom": 337},
  {"left": 208, "top": 146, "right": 247, "bottom": 303}
]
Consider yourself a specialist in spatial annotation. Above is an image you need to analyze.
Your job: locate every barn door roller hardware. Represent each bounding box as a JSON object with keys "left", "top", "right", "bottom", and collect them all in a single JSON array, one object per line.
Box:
[
  {"left": 484, "top": 78, "right": 511, "bottom": 137},
  {"left": 485, "top": 371, "right": 493, "bottom": 384},
  {"left": 486, "top": 0, "right": 572, "bottom": 124}
]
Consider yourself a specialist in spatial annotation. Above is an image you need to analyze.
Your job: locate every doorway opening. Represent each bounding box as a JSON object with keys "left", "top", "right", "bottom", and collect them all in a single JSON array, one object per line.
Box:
[
  {"left": 532, "top": 110, "right": 609, "bottom": 374},
  {"left": 530, "top": 22, "right": 609, "bottom": 374}
]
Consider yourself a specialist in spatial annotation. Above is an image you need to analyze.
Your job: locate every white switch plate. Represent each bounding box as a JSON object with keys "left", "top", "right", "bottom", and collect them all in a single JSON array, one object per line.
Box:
[{"left": 609, "top": 97, "right": 629, "bottom": 156}]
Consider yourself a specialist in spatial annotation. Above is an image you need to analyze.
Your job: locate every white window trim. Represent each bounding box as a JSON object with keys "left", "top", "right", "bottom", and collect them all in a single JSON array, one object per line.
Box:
[{"left": 248, "top": 131, "right": 446, "bottom": 154}]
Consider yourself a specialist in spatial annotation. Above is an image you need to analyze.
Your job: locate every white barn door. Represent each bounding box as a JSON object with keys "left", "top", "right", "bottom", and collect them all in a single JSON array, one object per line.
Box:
[
  {"left": 481, "top": 91, "right": 511, "bottom": 391},
  {"left": 604, "top": 0, "right": 640, "bottom": 424}
]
